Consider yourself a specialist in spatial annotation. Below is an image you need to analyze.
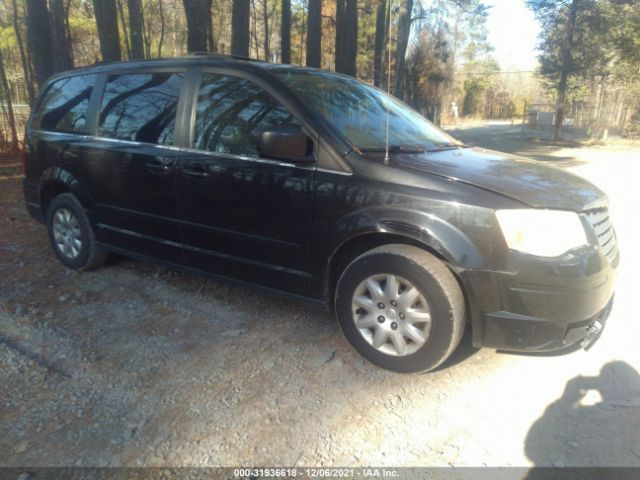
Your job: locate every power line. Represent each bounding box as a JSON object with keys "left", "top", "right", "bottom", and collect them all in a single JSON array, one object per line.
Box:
[{"left": 445, "top": 70, "right": 536, "bottom": 76}]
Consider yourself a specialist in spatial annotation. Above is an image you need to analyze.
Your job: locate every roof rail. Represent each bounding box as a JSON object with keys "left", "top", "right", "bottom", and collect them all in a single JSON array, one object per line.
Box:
[{"left": 188, "top": 52, "right": 259, "bottom": 62}]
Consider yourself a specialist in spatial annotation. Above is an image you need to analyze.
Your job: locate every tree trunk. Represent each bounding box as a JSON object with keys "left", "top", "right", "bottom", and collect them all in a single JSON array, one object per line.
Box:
[
  {"left": 64, "top": 0, "right": 74, "bottom": 59},
  {"left": 49, "top": 0, "right": 74, "bottom": 71},
  {"left": 207, "top": 6, "right": 214, "bottom": 52},
  {"left": 93, "top": 0, "right": 122, "bottom": 61},
  {"left": 231, "top": 0, "right": 251, "bottom": 57},
  {"left": 128, "top": 0, "right": 145, "bottom": 59},
  {"left": 306, "top": 0, "right": 321, "bottom": 68},
  {"left": 343, "top": 0, "right": 357, "bottom": 76},
  {"left": 250, "top": 0, "right": 259, "bottom": 56},
  {"left": 142, "top": 3, "right": 152, "bottom": 57},
  {"left": 262, "top": 0, "right": 270, "bottom": 60},
  {"left": 117, "top": 0, "right": 132, "bottom": 59},
  {"left": 183, "top": 0, "right": 213, "bottom": 52},
  {"left": 0, "top": 49, "right": 20, "bottom": 152},
  {"left": 299, "top": 7, "right": 306, "bottom": 64},
  {"left": 26, "top": 0, "right": 54, "bottom": 88},
  {"left": 393, "top": 0, "right": 413, "bottom": 99},
  {"left": 373, "top": 0, "right": 387, "bottom": 87},
  {"left": 11, "top": 0, "right": 36, "bottom": 103},
  {"left": 553, "top": 0, "right": 579, "bottom": 141},
  {"left": 335, "top": 0, "right": 346, "bottom": 72},
  {"left": 281, "top": 0, "right": 291, "bottom": 63},
  {"left": 159, "top": 0, "right": 166, "bottom": 57}
]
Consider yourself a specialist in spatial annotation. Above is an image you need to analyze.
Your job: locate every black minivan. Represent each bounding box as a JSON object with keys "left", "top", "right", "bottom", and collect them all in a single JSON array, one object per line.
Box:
[{"left": 22, "top": 55, "right": 617, "bottom": 372}]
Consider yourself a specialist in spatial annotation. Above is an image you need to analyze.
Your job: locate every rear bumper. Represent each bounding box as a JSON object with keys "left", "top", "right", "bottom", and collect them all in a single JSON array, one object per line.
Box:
[{"left": 461, "top": 245, "right": 618, "bottom": 352}]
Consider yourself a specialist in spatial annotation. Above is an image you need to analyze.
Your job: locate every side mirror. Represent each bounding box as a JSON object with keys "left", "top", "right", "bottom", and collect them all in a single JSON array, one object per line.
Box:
[{"left": 258, "top": 126, "right": 313, "bottom": 163}]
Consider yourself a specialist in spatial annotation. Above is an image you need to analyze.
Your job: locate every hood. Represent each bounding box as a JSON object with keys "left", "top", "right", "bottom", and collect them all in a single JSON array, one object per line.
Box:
[{"left": 392, "top": 147, "right": 604, "bottom": 211}]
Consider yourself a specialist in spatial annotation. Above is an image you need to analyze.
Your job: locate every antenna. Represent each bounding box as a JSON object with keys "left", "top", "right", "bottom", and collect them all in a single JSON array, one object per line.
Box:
[{"left": 384, "top": 0, "right": 393, "bottom": 164}]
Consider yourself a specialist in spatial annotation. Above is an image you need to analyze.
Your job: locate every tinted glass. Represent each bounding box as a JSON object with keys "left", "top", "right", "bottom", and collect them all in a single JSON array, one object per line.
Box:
[
  {"left": 35, "top": 74, "right": 96, "bottom": 133},
  {"left": 274, "top": 68, "right": 455, "bottom": 150},
  {"left": 98, "top": 72, "right": 183, "bottom": 145},
  {"left": 193, "top": 74, "right": 300, "bottom": 157}
]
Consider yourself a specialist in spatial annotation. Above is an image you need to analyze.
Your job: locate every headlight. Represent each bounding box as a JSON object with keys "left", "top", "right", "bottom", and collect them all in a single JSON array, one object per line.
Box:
[{"left": 495, "top": 209, "right": 588, "bottom": 257}]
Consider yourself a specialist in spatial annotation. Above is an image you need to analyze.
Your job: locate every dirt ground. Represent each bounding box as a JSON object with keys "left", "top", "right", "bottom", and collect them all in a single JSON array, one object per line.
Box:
[{"left": 1, "top": 123, "right": 639, "bottom": 469}]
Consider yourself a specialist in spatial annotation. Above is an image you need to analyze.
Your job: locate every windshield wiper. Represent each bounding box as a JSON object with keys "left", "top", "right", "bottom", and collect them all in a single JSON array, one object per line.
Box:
[
  {"left": 358, "top": 145, "right": 425, "bottom": 154},
  {"left": 358, "top": 143, "right": 471, "bottom": 154},
  {"left": 425, "top": 142, "right": 471, "bottom": 152}
]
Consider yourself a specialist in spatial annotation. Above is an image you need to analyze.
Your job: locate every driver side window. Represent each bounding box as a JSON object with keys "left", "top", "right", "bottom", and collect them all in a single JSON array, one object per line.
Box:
[{"left": 193, "top": 73, "right": 301, "bottom": 158}]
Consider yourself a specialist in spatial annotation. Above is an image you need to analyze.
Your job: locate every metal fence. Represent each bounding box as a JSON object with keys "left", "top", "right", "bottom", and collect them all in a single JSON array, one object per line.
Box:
[
  {"left": 520, "top": 103, "right": 565, "bottom": 140},
  {"left": 520, "top": 100, "right": 629, "bottom": 140}
]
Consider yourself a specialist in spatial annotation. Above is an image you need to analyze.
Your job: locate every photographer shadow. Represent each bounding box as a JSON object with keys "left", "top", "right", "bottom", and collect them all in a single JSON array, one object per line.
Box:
[{"left": 525, "top": 361, "right": 640, "bottom": 479}]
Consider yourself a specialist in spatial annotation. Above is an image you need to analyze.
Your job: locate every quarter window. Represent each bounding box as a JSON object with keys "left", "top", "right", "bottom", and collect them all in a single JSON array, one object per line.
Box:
[
  {"left": 98, "top": 72, "right": 184, "bottom": 145},
  {"left": 35, "top": 74, "right": 96, "bottom": 133},
  {"left": 193, "top": 73, "right": 300, "bottom": 157}
]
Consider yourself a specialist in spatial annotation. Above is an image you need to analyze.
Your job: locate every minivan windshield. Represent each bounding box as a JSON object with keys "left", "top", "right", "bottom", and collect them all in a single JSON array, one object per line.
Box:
[{"left": 273, "top": 68, "right": 460, "bottom": 152}]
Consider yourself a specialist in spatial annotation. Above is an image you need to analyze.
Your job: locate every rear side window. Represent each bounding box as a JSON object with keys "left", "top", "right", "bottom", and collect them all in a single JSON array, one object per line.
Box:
[
  {"left": 193, "top": 73, "right": 300, "bottom": 158},
  {"left": 34, "top": 74, "right": 96, "bottom": 133},
  {"left": 98, "top": 72, "right": 184, "bottom": 145}
]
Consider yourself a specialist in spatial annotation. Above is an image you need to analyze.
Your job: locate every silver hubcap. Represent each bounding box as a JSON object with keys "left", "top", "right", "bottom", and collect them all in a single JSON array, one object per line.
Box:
[
  {"left": 351, "top": 274, "right": 432, "bottom": 357},
  {"left": 52, "top": 208, "right": 82, "bottom": 259}
]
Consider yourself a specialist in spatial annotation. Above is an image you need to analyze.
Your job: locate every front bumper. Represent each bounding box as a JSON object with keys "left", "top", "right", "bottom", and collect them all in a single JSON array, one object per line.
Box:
[{"left": 461, "top": 244, "right": 618, "bottom": 352}]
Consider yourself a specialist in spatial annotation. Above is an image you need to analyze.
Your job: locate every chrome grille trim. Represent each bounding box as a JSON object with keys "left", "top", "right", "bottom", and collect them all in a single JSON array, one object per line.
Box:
[{"left": 584, "top": 207, "right": 618, "bottom": 264}]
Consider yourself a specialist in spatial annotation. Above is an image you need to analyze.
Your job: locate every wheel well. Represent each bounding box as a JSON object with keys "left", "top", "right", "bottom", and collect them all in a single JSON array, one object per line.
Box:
[
  {"left": 40, "top": 182, "right": 71, "bottom": 217},
  {"left": 328, "top": 233, "right": 472, "bottom": 327},
  {"left": 328, "top": 233, "right": 449, "bottom": 300}
]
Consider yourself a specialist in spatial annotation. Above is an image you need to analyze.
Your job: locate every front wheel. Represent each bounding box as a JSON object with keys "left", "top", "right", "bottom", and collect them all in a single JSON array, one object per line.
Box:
[{"left": 335, "top": 245, "right": 465, "bottom": 373}]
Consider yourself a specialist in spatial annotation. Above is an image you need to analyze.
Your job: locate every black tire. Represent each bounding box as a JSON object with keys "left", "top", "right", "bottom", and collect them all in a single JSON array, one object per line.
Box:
[
  {"left": 46, "top": 193, "right": 107, "bottom": 270},
  {"left": 335, "top": 244, "right": 465, "bottom": 373}
]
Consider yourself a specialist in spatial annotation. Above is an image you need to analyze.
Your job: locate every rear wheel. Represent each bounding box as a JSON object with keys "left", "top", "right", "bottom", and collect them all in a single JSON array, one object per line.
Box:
[
  {"left": 335, "top": 244, "right": 465, "bottom": 373},
  {"left": 46, "top": 193, "right": 107, "bottom": 270}
]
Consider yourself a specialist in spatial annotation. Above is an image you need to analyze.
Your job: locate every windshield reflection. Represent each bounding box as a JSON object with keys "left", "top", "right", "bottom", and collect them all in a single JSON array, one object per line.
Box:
[{"left": 273, "top": 68, "right": 459, "bottom": 151}]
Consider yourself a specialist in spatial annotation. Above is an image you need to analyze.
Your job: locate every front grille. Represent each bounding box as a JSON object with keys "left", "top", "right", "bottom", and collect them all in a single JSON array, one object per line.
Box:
[{"left": 585, "top": 207, "right": 618, "bottom": 264}]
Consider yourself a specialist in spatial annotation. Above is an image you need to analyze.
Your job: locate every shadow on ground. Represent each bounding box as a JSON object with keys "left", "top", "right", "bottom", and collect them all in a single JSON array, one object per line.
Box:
[{"left": 525, "top": 360, "right": 640, "bottom": 476}]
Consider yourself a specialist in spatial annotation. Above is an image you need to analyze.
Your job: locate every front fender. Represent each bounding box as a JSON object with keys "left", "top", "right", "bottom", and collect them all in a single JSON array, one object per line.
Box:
[{"left": 331, "top": 206, "right": 488, "bottom": 270}]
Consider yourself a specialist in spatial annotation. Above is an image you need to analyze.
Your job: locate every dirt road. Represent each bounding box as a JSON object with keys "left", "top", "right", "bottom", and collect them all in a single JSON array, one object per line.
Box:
[{"left": 1, "top": 124, "right": 639, "bottom": 468}]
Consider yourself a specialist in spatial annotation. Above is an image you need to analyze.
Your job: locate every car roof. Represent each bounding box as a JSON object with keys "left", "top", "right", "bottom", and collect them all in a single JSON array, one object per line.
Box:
[{"left": 48, "top": 54, "right": 329, "bottom": 80}]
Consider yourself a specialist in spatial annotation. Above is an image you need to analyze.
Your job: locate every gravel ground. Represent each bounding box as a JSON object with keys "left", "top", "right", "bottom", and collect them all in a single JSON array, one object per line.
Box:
[{"left": 1, "top": 124, "right": 639, "bottom": 468}]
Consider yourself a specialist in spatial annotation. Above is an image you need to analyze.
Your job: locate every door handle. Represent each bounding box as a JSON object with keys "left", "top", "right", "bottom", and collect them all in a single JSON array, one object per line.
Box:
[
  {"left": 181, "top": 162, "right": 210, "bottom": 179},
  {"left": 145, "top": 157, "right": 174, "bottom": 174}
]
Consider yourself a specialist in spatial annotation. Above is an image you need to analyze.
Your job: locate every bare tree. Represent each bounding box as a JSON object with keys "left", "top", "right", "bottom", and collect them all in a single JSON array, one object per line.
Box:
[
  {"left": 306, "top": 0, "right": 322, "bottom": 68},
  {"left": 158, "top": 0, "right": 166, "bottom": 56},
  {"left": 26, "top": 0, "right": 54, "bottom": 87},
  {"left": 232, "top": 0, "right": 251, "bottom": 57},
  {"left": 116, "top": 0, "right": 132, "bottom": 58},
  {"left": 281, "top": 0, "right": 291, "bottom": 63},
  {"left": 183, "top": 0, "right": 213, "bottom": 52},
  {"left": 128, "top": 0, "right": 146, "bottom": 59},
  {"left": 394, "top": 0, "right": 414, "bottom": 98},
  {"left": 11, "top": 0, "right": 35, "bottom": 103},
  {"left": 49, "top": 0, "right": 74, "bottom": 71},
  {"left": 0, "top": 49, "right": 19, "bottom": 152},
  {"left": 93, "top": 0, "right": 122, "bottom": 61}
]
